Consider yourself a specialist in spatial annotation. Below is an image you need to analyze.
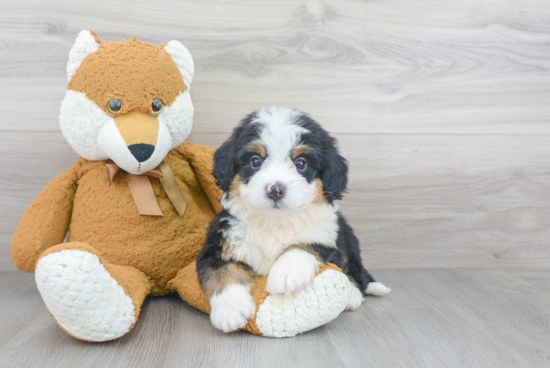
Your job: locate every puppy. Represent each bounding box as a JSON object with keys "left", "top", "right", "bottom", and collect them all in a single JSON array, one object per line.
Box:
[{"left": 197, "top": 107, "right": 390, "bottom": 333}]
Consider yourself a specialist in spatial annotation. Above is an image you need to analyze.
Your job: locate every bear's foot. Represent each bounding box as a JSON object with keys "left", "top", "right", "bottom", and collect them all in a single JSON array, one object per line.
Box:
[
  {"left": 36, "top": 249, "right": 138, "bottom": 342},
  {"left": 254, "top": 269, "right": 352, "bottom": 338}
]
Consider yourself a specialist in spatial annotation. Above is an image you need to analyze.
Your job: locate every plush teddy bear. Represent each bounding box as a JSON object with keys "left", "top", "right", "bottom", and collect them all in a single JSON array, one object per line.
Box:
[{"left": 11, "top": 30, "right": 354, "bottom": 341}]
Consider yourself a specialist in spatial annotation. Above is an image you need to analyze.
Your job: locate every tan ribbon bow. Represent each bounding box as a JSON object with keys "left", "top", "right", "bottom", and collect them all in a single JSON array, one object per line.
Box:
[{"left": 104, "top": 160, "right": 186, "bottom": 217}]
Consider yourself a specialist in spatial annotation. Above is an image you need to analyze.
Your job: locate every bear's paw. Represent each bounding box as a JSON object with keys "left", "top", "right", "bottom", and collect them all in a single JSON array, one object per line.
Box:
[{"left": 35, "top": 250, "right": 135, "bottom": 342}]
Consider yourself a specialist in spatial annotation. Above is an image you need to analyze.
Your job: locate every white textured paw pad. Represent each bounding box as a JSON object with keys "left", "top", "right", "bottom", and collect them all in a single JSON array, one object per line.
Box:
[
  {"left": 256, "top": 269, "right": 352, "bottom": 338},
  {"left": 35, "top": 250, "right": 135, "bottom": 342}
]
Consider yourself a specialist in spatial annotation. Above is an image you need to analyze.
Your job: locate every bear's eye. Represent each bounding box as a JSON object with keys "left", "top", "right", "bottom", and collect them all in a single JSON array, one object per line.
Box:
[
  {"left": 108, "top": 99, "right": 122, "bottom": 113},
  {"left": 152, "top": 99, "right": 163, "bottom": 114},
  {"left": 294, "top": 158, "right": 307, "bottom": 171},
  {"left": 251, "top": 155, "right": 263, "bottom": 168}
]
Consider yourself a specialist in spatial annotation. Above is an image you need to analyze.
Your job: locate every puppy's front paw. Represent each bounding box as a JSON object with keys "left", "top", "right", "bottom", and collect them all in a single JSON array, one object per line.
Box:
[
  {"left": 209, "top": 284, "right": 256, "bottom": 333},
  {"left": 266, "top": 249, "right": 320, "bottom": 295}
]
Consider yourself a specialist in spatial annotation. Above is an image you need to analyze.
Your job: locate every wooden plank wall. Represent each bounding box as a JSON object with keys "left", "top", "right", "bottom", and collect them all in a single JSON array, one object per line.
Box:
[{"left": 1, "top": 0, "right": 549, "bottom": 271}]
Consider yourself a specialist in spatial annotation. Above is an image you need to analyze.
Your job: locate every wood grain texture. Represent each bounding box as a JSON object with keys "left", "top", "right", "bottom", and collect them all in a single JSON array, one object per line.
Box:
[
  {"left": 1, "top": 269, "right": 549, "bottom": 367},
  {"left": 0, "top": 0, "right": 549, "bottom": 134},
  {"left": 1, "top": 131, "right": 550, "bottom": 271}
]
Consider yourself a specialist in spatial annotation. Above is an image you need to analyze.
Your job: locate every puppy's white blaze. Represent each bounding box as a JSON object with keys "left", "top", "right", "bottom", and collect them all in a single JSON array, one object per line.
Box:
[
  {"left": 158, "top": 91, "right": 194, "bottom": 149},
  {"left": 209, "top": 283, "right": 255, "bottom": 333},
  {"left": 366, "top": 282, "right": 391, "bottom": 296},
  {"left": 345, "top": 284, "right": 365, "bottom": 311},
  {"left": 60, "top": 90, "right": 111, "bottom": 161},
  {"left": 252, "top": 107, "right": 309, "bottom": 163},
  {"left": 221, "top": 199, "right": 338, "bottom": 275},
  {"left": 266, "top": 249, "right": 320, "bottom": 295}
]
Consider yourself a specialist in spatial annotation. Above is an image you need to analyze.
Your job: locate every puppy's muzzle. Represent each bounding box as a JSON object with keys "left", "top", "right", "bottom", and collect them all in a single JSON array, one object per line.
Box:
[{"left": 267, "top": 182, "right": 286, "bottom": 202}]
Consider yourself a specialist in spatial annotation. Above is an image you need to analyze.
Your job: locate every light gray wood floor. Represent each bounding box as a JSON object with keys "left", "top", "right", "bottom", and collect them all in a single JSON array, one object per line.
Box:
[{"left": 1, "top": 268, "right": 549, "bottom": 368}]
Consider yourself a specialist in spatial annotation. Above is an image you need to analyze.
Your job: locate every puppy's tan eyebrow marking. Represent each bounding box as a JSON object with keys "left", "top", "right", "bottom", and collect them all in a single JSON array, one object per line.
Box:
[
  {"left": 245, "top": 142, "right": 266, "bottom": 158},
  {"left": 291, "top": 144, "right": 313, "bottom": 159}
]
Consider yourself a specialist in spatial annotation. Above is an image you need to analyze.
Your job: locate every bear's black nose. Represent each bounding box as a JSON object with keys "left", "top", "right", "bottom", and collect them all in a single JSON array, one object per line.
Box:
[
  {"left": 128, "top": 144, "right": 155, "bottom": 162},
  {"left": 267, "top": 182, "right": 286, "bottom": 202}
]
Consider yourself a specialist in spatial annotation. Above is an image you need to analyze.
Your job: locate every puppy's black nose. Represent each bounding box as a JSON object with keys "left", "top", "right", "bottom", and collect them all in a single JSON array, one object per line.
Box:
[
  {"left": 128, "top": 144, "right": 155, "bottom": 162},
  {"left": 267, "top": 182, "right": 286, "bottom": 201}
]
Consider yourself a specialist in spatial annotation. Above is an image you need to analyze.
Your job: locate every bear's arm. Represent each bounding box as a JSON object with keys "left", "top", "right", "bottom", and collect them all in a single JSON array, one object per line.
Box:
[
  {"left": 176, "top": 142, "right": 223, "bottom": 213},
  {"left": 11, "top": 164, "right": 80, "bottom": 273}
]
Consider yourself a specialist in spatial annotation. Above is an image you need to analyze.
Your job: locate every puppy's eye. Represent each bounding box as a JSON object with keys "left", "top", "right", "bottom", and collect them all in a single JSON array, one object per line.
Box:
[
  {"left": 251, "top": 155, "right": 263, "bottom": 168},
  {"left": 108, "top": 99, "right": 122, "bottom": 113},
  {"left": 295, "top": 158, "right": 307, "bottom": 171},
  {"left": 152, "top": 99, "right": 163, "bottom": 114}
]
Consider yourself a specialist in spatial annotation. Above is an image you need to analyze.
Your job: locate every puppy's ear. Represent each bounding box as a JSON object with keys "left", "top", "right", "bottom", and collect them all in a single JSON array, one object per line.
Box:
[
  {"left": 321, "top": 146, "right": 349, "bottom": 203},
  {"left": 213, "top": 138, "right": 236, "bottom": 192}
]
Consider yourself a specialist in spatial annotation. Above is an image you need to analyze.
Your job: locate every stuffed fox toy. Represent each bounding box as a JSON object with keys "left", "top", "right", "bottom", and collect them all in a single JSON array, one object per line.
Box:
[{"left": 11, "top": 31, "right": 354, "bottom": 341}]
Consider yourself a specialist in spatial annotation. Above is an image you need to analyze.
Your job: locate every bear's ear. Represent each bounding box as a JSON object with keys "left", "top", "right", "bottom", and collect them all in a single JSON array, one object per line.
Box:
[
  {"left": 66, "top": 30, "right": 101, "bottom": 82},
  {"left": 164, "top": 41, "right": 194, "bottom": 89}
]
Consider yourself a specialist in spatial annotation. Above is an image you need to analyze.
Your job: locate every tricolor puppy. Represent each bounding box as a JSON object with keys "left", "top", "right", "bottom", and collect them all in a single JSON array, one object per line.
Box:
[{"left": 197, "top": 107, "right": 390, "bottom": 333}]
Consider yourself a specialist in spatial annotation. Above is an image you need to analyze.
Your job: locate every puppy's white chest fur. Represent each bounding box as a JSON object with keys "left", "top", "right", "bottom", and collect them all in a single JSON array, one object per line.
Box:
[{"left": 222, "top": 201, "right": 339, "bottom": 275}]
